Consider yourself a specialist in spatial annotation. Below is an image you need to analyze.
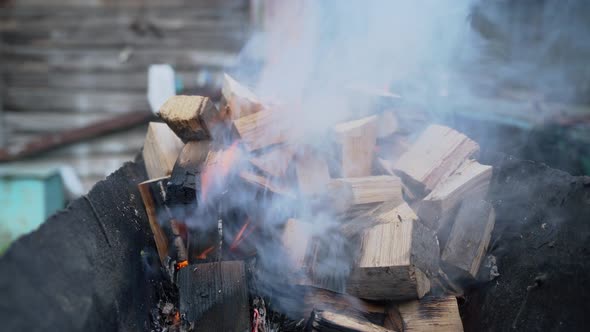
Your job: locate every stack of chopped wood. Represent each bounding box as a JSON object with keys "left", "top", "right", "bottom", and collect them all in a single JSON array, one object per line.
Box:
[{"left": 138, "top": 74, "right": 496, "bottom": 331}]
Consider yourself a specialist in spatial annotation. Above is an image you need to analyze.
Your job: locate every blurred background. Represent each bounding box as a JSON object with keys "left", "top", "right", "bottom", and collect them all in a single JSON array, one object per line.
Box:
[{"left": 0, "top": 0, "right": 589, "bottom": 253}]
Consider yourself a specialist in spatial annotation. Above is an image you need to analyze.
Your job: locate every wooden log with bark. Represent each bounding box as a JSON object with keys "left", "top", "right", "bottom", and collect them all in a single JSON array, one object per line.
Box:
[
  {"left": 441, "top": 198, "right": 495, "bottom": 281},
  {"left": 346, "top": 203, "right": 439, "bottom": 301},
  {"left": 177, "top": 261, "right": 250, "bottom": 332},
  {"left": 166, "top": 140, "right": 211, "bottom": 205},
  {"left": 306, "top": 309, "right": 392, "bottom": 332},
  {"left": 137, "top": 177, "right": 171, "bottom": 264},
  {"left": 392, "top": 124, "right": 479, "bottom": 196},
  {"left": 142, "top": 122, "right": 184, "bottom": 179},
  {"left": 158, "top": 95, "right": 222, "bottom": 142},
  {"left": 394, "top": 296, "right": 464, "bottom": 332}
]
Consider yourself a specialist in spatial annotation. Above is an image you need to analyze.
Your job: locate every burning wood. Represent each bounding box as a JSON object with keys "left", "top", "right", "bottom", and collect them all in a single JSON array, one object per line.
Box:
[
  {"left": 177, "top": 261, "right": 250, "bottom": 332},
  {"left": 138, "top": 177, "right": 171, "bottom": 264},
  {"left": 394, "top": 296, "right": 464, "bottom": 332},
  {"left": 307, "top": 309, "right": 392, "bottom": 332},
  {"left": 136, "top": 76, "right": 500, "bottom": 332}
]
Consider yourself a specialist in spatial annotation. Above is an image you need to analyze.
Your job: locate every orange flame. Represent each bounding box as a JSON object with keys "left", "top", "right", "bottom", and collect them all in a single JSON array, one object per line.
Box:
[
  {"left": 201, "top": 141, "right": 241, "bottom": 202},
  {"left": 196, "top": 245, "right": 215, "bottom": 260},
  {"left": 175, "top": 260, "right": 189, "bottom": 270}
]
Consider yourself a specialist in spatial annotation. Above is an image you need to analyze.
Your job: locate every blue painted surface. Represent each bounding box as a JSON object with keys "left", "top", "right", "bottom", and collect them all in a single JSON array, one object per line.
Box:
[{"left": 0, "top": 169, "right": 64, "bottom": 254}]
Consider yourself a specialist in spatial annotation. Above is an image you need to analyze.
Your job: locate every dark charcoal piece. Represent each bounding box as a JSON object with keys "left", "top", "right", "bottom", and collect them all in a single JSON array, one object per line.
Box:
[{"left": 177, "top": 261, "right": 250, "bottom": 332}]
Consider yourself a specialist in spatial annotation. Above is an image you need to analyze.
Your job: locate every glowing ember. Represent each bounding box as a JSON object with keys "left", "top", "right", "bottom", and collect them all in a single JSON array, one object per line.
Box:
[{"left": 175, "top": 260, "right": 189, "bottom": 270}]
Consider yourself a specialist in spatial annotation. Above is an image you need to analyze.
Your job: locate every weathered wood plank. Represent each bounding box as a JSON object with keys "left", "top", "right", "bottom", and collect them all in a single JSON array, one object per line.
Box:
[
  {"left": 2, "top": 29, "right": 247, "bottom": 51},
  {"left": 3, "top": 69, "right": 224, "bottom": 91},
  {"left": 1, "top": 0, "right": 248, "bottom": 10},
  {"left": 2, "top": 46, "right": 238, "bottom": 71},
  {"left": 4, "top": 87, "right": 149, "bottom": 113},
  {"left": 9, "top": 126, "right": 146, "bottom": 156}
]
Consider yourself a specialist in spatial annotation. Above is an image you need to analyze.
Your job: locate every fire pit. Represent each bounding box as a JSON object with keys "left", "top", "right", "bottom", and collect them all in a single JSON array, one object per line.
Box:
[{"left": 1, "top": 81, "right": 589, "bottom": 332}]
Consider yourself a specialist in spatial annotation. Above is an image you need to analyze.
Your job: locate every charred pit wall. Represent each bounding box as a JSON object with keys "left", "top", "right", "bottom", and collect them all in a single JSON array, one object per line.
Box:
[{"left": 0, "top": 160, "right": 153, "bottom": 331}]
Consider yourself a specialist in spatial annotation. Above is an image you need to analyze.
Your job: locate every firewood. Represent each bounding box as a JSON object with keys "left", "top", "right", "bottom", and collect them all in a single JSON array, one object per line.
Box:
[
  {"left": 441, "top": 198, "right": 495, "bottom": 280},
  {"left": 281, "top": 219, "right": 315, "bottom": 282},
  {"left": 393, "top": 124, "right": 479, "bottom": 196},
  {"left": 302, "top": 287, "right": 388, "bottom": 326},
  {"left": 395, "top": 296, "right": 464, "bottom": 332},
  {"left": 232, "top": 109, "right": 295, "bottom": 151},
  {"left": 250, "top": 144, "right": 295, "bottom": 178},
  {"left": 239, "top": 170, "right": 295, "bottom": 198},
  {"left": 137, "top": 177, "right": 171, "bottom": 264},
  {"left": 307, "top": 309, "right": 392, "bottom": 332},
  {"left": 333, "top": 115, "right": 377, "bottom": 177},
  {"left": 376, "top": 110, "right": 399, "bottom": 138},
  {"left": 222, "top": 73, "right": 263, "bottom": 119},
  {"left": 295, "top": 147, "right": 331, "bottom": 195},
  {"left": 330, "top": 175, "right": 403, "bottom": 206},
  {"left": 346, "top": 203, "right": 439, "bottom": 301},
  {"left": 142, "top": 122, "right": 184, "bottom": 179},
  {"left": 340, "top": 201, "right": 412, "bottom": 238},
  {"left": 166, "top": 141, "right": 211, "bottom": 205},
  {"left": 416, "top": 159, "right": 492, "bottom": 230},
  {"left": 158, "top": 95, "right": 221, "bottom": 142},
  {"left": 177, "top": 261, "right": 249, "bottom": 332}
]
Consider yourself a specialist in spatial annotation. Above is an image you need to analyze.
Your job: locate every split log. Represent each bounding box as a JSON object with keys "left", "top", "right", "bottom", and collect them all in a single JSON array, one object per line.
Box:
[
  {"left": 347, "top": 203, "right": 439, "bottom": 300},
  {"left": 166, "top": 140, "right": 211, "bottom": 205},
  {"left": 302, "top": 287, "right": 388, "bottom": 326},
  {"left": 330, "top": 175, "right": 403, "bottom": 206},
  {"left": 158, "top": 95, "right": 221, "bottom": 142},
  {"left": 137, "top": 177, "right": 171, "bottom": 264},
  {"left": 232, "top": 109, "right": 295, "bottom": 151},
  {"left": 221, "top": 73, "right": 263, "bottom": 119},
  {"left": 393, "top": 125, "right": 479, "bottom": 196},
  {"left": 142, "top": 122, "right": 184, "bottom": 179},
  {"left": 333, "top": 115, "right": 377, "bottom": 177},
  {"left": 281, "top": 218, "right": 315, "bottom": 283},
  {"left": 239, "top": 170, "right": 295, "bottom": 198},
  {"left": 307, "top": 309, "right": 392, "bottom": 332},
  {"left": 376, "top": 110, "right": 399, "bottom": 138},
  {"left": 250, "top": 144, "right": 295, "bottom": 178},
  {"left": 340, "top": 201, "right": 413, "bottom": 238},
  {"left": 177, "top": 261, "right": 250, "bottom": 332},
  {"left": 441, "top": 198, "right": 495, "bottom": 281},
  {"left": 395, "top": 296, "right": 463, "bottom": 332},
  {"left": 416, "top": 159, "right": 492, "bottom": 230},
  {"left": 295, "top": 147, "right": 331, "bottom": 195}
]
